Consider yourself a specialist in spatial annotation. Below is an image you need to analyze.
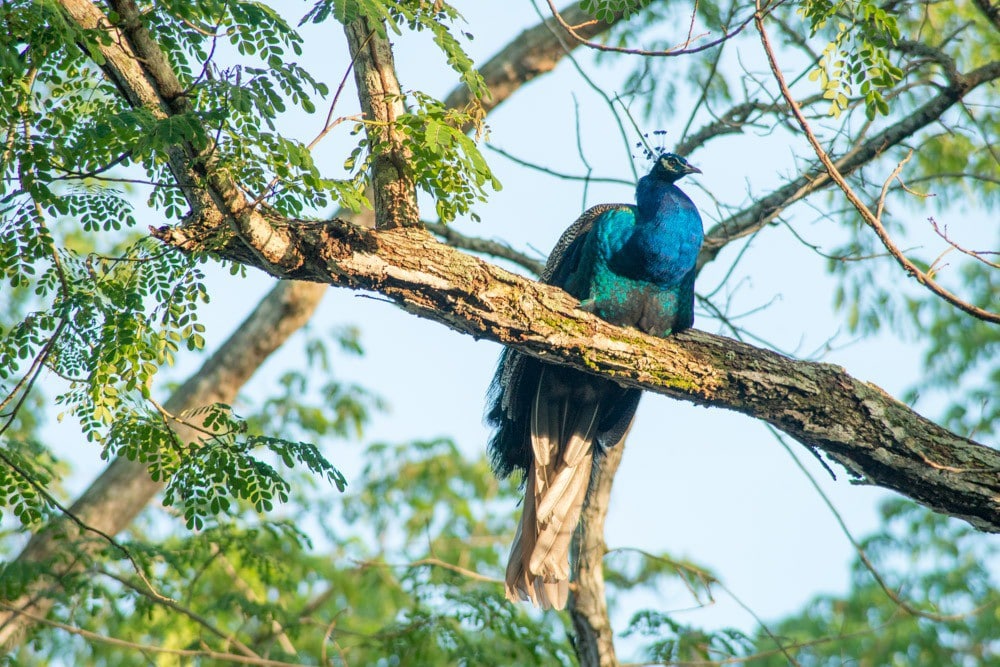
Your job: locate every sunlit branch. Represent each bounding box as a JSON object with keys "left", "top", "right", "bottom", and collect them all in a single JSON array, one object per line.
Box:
[
  {"left": 344, "top": 20, "right": 418, "bottom": 230},
  {"left": 359, "top": 557, "right": 504, "bottom": 585},
  {"left": 0, "top": 602, "right": 304, "bottom": 667},
  {"left": 98, "top": 566, "right": 265, "bottom": 659}
]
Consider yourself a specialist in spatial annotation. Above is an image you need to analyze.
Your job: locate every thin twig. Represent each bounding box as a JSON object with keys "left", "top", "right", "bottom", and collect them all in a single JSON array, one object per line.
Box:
[
  {"left": 530, "top": 0, "right": 638, "bottom": 180},
  {"left": 354, "top": 557, "right": 503, "bottom": 585},
  {"left": 544, "top": 0, "right": 761, "bottom": 57},
  {"left": 99, "top": 567, "right": 263, "bottom": 659},
  {"left": 606, "top": 547, "right": 801, "bottom": 666},
  {"left": 929, "top": 217, "right": 1000, "bottom": 269},
  {"left": 485, "top": 144, "right": 633, "bottom": 187}
]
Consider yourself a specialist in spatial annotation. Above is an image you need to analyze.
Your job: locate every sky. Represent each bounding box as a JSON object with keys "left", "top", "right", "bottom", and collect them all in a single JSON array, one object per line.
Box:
[{"left": 30, "top": 0, "right": 997, "bottom": 660}]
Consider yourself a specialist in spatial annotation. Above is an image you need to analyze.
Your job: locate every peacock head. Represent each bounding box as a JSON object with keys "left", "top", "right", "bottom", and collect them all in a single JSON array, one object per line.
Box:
[{"left": 650, "top": 152, "right": 702, "bottom": 183}]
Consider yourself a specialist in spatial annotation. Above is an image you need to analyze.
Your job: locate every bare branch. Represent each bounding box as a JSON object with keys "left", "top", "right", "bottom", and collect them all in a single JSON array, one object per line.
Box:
[
  {"left": 698, "top": 57, "right": 1000, "bottom": 272},
  {"left": 768, "top": 425, "right": 998, "bottom": 623},
  {"left": 442, "top": 2, "right": 628, "bottom": 121},
  {"left": 360, "top": 557, "right": 504, "bottom": 585},
  {"left": 543, "top": 0, "right": 757, "bottom": 57},
  {"left": 754, "top": 4, "right": 1000, "bottom": 324},
  {"left": 930, "top": 217, "right": 1000, "bottom": 269},
  {"left": 486, "top": 143, "right": 634, "bottom": 187},
  {"left": 424, "top": 221, "right": 545, "bottom": 276}
]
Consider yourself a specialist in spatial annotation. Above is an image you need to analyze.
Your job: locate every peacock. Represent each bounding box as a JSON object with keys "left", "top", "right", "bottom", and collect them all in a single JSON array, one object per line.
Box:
[{"left": 485, "top": 152, "right": 704, "bottom": 609}]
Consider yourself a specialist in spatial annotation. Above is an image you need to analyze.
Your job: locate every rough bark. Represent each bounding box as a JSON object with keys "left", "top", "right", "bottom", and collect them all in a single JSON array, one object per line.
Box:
[
  {"left": 153, "top": 220, "right": 1000, "bottom": 532},
  {"left": 61, "top": 0, "right": 267, "bottom": 250}
]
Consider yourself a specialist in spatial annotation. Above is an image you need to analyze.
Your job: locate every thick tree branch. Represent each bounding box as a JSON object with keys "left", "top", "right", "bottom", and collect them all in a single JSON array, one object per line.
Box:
[
  {"left": 152, "top": 220, "right": 1000, "bottom": 532},
  {"left": 59, "top": 0, "right": 294, "bottom": 267},
  {"left": 57, "top": 0, "right": 205, "bottom": 211}
]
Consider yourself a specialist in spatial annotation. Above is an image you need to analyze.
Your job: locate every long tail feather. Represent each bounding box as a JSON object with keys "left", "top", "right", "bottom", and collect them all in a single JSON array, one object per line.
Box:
[
  {"left": 529, "top": 449, "right": 592, "bottom": 581},
  {"left": 536, "top": 405, "right": 600, "bottom": 522},
  {"left": 503, "top": 368, "right": 602, "bottom": 610},
  {"left": 505, "top": 471, "right": 569, "bottom": 609}
]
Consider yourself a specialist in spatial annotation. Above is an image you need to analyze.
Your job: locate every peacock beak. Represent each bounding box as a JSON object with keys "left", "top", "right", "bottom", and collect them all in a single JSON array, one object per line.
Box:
[{"left": 685, "top": 164, "right": 703, "bottom": 175}]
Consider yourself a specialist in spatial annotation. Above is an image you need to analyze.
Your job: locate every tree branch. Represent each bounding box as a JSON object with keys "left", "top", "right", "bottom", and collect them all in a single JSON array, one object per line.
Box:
[
  {"left": 424, "top": 221, "right": 545, "bottom": 276},
  {"left": 0, "top": 602, "right": 306, "bottom": 667},
  {"left": 697, "top": 59, "right": 1000, "bottom": 271},
  {"left": 973, "top": 0, "right": 1000, "bottom": 33},
  {"left": 343, "top": 19, "right": 419, "bottom": 229},
  {"left": 571, "top": 438, "right": 627, "bottom": 667},
  {"left": 442, "top": 3, "right": 628, "bottom": 123},
  {"left": 152, "top": 219, "right": 1000, "bottom": 533},
  {"left": 543, "top": 0, "right": 755, "bottom": 57}
]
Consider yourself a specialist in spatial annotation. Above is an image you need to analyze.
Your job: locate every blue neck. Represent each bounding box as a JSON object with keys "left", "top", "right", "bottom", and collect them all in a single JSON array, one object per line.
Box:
[
  {"left": 636, "top": 173, "right": 686, "bottom": 223},
  {"left": 617, "top": 173, "right": 703, "bottom": 285}
]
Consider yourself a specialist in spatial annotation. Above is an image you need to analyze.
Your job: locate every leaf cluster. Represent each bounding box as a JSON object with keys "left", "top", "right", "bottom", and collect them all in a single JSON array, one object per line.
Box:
[
  {"left": 0, "top": 440, "right": 61, "bottom": 526},
  {"left": 800, "top": 0, "right": 902, "bottom": 119},
  {"left": 581, "top": 0, "right": 652, "bottom": 23},
  {"left": 397, "top": 92, "right": 501, "bottom": 223},
  {"left": 6, "top": 441, "right": 574, "bottom": 666},
  {"left": 625, "top": 610, "right": 755, "bottom": 664}
]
